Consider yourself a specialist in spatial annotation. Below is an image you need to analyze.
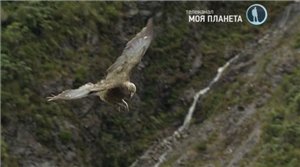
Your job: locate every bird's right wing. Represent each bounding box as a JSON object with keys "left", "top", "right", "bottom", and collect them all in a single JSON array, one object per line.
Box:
[
  {"left": 105, "top": 18, "right": 153, "bottom": 82},
  {"left": 47, "top": 82, "right": 105, "bottom": 101}
]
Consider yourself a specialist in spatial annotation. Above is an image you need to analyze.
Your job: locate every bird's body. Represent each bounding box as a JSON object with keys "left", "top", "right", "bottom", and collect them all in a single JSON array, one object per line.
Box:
[
  {"left": 97, "top": 81, "right": 136, "bottom": 109},
  {"left": 48, "top": 18, "right": 153, "bottom": 111}
]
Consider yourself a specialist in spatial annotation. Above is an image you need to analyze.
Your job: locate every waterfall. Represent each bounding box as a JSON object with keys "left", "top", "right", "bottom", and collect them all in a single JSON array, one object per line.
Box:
[
  {"left": 153, "top": 55, "right": 239, "bottom": 167},
  {"left": 130, "top": 55, "right": 239, "bottom": 167},
  {"left": 179, "top": 54, "right": 239, "bottom": 132}
]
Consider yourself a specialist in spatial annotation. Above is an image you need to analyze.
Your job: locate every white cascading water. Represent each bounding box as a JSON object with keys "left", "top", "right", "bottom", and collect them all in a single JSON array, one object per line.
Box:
[
  {"left": 179, "top": 54, "right": 239, "bottom": 131},
  {"left": 130, "top": 55, "right": 239, "bottom": 167},
  {"left": 153, "top": 55, "right": 239, "bottom": 167}
]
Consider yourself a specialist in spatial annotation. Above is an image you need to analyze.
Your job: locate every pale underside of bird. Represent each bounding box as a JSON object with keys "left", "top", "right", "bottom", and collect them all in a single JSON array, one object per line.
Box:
[{"left": 47, "top": 18, "right": 153, "bottom": 111}]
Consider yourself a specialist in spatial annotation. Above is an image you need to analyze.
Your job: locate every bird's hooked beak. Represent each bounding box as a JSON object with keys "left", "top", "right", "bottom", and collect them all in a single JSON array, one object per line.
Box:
[{"left": 130, "top": 92, "right": 134, "bottom": 99}]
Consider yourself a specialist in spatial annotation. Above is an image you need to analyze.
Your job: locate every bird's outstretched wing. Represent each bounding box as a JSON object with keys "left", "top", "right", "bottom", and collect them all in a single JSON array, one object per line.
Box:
[
  {"left": 47, "top": 83, "right": 101, "bottom": 101},
  {"left": 105, "top": 18, "right": 153, "bottom": 82},
  {"left": 47, "top": 19, "right": 153, "bottom": 102}
]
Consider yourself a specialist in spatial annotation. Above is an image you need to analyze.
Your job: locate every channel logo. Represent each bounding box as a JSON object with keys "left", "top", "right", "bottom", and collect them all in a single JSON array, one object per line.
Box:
[{"left": 246, "top": 4, "right": 268, "bottom": 25}]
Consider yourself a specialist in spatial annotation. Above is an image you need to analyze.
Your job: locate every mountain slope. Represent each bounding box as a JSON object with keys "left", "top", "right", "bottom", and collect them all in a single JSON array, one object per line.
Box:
[
  {"left": 131, "top": 3, "right": 300, "bottom": 167},
  {"left": 1, "top": 2, "right": 297, "bottom": 167}
]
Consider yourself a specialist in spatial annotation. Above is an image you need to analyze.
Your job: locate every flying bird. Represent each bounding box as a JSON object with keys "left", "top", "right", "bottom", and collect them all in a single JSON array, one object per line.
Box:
[{"left": 47, "top": 18, "right": 153, "bottom": 111}]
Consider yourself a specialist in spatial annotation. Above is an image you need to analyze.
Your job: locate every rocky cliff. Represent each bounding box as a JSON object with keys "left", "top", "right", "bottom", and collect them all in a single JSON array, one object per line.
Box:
[{"left": 1, "top": 1, "right": 299, "bottom": 167}]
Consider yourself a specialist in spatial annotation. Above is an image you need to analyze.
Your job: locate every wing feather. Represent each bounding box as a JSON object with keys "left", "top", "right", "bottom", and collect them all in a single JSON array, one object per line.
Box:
[
  {"left": 105, "top": 18, "right": 153, "bottom": 82},
  {"left": 47, "top": 82, "right": 105, "bottom": 101}
]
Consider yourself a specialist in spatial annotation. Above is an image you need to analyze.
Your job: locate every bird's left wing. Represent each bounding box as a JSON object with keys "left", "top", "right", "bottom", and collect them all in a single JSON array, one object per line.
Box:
[
  {"left": 47, "top": 82, "right": 104, "bottom": 101},
  {"left": 105, "top": 18, "right": 153, "bottom": 82}
]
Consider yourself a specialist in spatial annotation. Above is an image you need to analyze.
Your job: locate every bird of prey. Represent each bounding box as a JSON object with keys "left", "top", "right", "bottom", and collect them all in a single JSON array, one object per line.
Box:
[{"left": 47, "top": 18, "right": 153, "bottom": 111}]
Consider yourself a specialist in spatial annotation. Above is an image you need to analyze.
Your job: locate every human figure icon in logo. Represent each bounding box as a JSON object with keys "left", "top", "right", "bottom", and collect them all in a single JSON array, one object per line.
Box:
[
  {"left": 246, "top": 4, "right": 267, "bottom": 25},
  {"left": 251, "top": 7, "right": 258, "bottom": 23}
]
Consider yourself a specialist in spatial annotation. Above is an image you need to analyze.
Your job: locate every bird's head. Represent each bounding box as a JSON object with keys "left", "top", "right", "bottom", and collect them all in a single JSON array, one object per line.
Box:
[{"left": 124, "top": 81, "right": 136, "bottom": 99}]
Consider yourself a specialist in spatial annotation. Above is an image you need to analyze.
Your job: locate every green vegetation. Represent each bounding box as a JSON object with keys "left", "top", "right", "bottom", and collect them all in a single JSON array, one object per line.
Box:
[
  {"left": 177, "top": 25, "right": 299, "bottom": 167},
  {"left": 250, "top": 68, "right": 300, "bottom": 167},
  {"left": 58, "top": 130, "right": 73, "bottom": 143},
  {"left": 1, "top": 1, "right": 291, "bottom": 167}
]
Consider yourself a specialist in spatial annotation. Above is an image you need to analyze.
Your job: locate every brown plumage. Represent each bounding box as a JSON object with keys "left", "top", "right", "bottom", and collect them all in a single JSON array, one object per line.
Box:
[{"left": 47, "top": 18, "right": 153, "bottom": 111}]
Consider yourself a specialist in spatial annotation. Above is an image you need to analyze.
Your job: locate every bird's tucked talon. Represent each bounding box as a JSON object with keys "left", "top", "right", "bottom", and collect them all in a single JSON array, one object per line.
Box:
[
  {"left": 117, "top": 100, "right": 128, "bottom": 112},
  {"left": 122, "top": 99, "right": 129, "bottom": 111}
]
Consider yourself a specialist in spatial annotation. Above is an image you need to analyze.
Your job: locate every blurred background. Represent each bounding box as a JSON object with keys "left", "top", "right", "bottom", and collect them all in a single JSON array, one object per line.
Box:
[{"left": 1, "top": 1, "right": 299, "bottom": 167}]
